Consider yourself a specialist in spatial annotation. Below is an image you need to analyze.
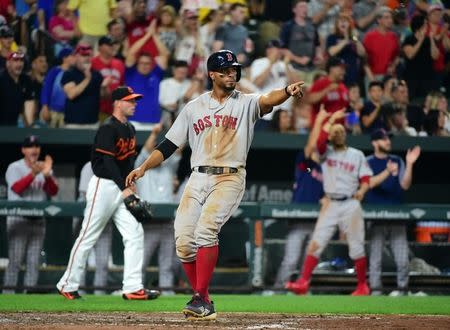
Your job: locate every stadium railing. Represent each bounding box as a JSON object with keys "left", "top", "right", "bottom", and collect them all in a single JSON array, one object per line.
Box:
[{"left": 0, "top": 200, "right": 448, "bottom": 292}]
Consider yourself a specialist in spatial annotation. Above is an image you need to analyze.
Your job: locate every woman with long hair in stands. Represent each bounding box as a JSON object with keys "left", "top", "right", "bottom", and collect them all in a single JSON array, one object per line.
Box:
[{"left": 326, "top": 14, "right": 366, "bottom": 85}]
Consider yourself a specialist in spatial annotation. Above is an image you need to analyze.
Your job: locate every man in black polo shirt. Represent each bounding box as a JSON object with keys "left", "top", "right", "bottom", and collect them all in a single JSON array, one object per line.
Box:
[
  {"left": 62, "top": 43, "right": 106, "bottom": 128},
  {"left": 0, "top": 52, "right": 35, "bottom": 126}
]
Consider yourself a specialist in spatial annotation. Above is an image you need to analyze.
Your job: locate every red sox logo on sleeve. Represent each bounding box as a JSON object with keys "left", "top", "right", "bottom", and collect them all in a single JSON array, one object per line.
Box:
[{"left": 193, "top": 115, "right": 239, "bottom": 135}]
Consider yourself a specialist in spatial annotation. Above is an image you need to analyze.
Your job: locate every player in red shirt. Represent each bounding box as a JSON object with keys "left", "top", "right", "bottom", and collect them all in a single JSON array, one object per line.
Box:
[
  {"left": 308, "top": 57, "right": 349, "bottom": 126},
  {"left": 91, "top": 36, "right": 126, "bottom": 121}
]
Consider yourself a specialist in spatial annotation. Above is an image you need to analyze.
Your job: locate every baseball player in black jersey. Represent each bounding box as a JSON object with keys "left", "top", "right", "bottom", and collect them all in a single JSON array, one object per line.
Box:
[{"left": 57, "top": 86, "right": 159, "bottom": 300}]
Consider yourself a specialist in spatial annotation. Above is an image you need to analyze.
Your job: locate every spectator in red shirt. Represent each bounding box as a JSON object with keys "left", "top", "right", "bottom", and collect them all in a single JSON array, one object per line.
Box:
[
  {"left": 427, "top": 4, "right": 450, "bottom": 89},
  {"left": 363, "top": 7, "right": 400, "bottom": 92},
  {"left": 125, "top": 0, "right": 158, "bottom": 59},
  {"left": 48, "top": 0, "right": 79, "bottom": 44},
  {"left": 308, "top": 56, "right": 349, "bottom": 126},
  {"left": 91, "top": 36, "right": 125, "bottom": 122},
  {"left": 0, "top": 0, "right": 14, "bottom": 22}
]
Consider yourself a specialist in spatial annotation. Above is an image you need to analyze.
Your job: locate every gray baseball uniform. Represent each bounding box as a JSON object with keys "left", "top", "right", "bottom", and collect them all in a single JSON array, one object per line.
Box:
[
  {"left": 165, "top": 90, "right": 261, "bottom": 262},
  {"left": 135, "top": 148, "right": 180, "bottom": 289},
  {"left": 311, "top": 146, "right": 373, "bottom": 259},
  {"left": 3, "top": 159, "right": 58, "bottom": 293}
]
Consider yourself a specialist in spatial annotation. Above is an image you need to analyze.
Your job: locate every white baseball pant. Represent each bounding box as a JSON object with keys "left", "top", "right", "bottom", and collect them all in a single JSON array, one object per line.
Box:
[{"left": 57, "top": 175, "right": 144, "bottom": 294}]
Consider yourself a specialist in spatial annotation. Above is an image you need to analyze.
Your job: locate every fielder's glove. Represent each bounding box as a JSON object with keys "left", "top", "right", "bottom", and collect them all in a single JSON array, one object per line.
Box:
[{"left": 124, "top": 194, "right": 153, "bottom": 223}]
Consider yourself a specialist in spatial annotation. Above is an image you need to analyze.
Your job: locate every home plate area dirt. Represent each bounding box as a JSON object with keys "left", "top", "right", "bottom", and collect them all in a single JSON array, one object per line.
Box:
[{"left": 1, "top": 312, "right": 450, "bottom": 329}]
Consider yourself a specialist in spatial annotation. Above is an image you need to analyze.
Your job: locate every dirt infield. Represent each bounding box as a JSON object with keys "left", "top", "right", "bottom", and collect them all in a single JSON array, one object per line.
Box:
[{"left": 1, "top": 312, "right": 450, "bottom": 329}]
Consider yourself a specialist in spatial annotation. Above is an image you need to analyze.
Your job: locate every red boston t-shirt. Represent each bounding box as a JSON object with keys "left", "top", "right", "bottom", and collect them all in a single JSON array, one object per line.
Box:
[
  {"left": 126, "top": 16, "right": 159, "bottom": 58},
  {"left": 363, "top": 29, "right": 399, "bottom": 75},
  {"left": 309, "top": 77, "right": 349, "bottom": 126}
]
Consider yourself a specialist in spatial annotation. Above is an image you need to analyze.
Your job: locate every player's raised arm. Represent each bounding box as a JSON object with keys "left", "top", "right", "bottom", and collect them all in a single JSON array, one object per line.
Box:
[
  {"left": 305, "top": 104, "right": 330, "bottom": 159},
  {"left": 258, "top": 81, "right": 305, "bottom": 116}
]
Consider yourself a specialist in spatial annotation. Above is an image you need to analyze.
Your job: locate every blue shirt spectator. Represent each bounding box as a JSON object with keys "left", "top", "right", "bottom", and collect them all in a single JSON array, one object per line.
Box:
[
  {"left": 365, "top": 128, "right": 420, "bottom": 204},
  {"left": 292, "top": 150, "right": 324, "bottom": 203},
  {"left": 38, "top": 0, "right": 54, "bottom": 28},
  {"left": 366, "top": 153, "right": 404, "bottom": 204},
  {"left": 41, "top": 67, "right": 66, "bottom": 112},
  {"left": 124, "top": 21, "right": 169, "bottom": 126},
  {"left": 40, "top": 47, "right": 75, "bottom": 127},
  {"left": 125, "top": 63, "right": 164, "bottom": 124}
]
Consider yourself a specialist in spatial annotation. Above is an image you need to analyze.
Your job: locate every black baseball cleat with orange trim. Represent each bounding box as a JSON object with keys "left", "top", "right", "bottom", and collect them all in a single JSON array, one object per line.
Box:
[
  {"left": 122, "top": 288, "right": 160, "bottom": 300},
  {"left": 58, "top": 290, "right": 82, "bottom": 300}
]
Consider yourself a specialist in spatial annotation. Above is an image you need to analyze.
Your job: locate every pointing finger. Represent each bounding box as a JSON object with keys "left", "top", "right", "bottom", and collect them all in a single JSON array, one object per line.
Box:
[{"left": 293, "top": 81, "right": 305, "bottom": 87}]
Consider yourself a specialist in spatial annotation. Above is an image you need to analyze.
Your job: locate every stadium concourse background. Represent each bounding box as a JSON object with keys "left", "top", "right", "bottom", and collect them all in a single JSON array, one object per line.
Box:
[{"left": 0, "top": 128, "right": 450, "bottom": 293}]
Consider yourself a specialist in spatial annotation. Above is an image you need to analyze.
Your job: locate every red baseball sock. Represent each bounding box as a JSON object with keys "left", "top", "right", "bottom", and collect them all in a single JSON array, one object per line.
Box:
[
  {"left": 181, "top": 261, "right": 197, "bottom": 292},
  {"left": 299, "top": 255, "right": 319, "bottom": 282},
  {"left": 196, "top": 245, "right": 219, "bottom": 303},
  {"left": 354, "top": 256, "right": 367, "bottom": 285}
]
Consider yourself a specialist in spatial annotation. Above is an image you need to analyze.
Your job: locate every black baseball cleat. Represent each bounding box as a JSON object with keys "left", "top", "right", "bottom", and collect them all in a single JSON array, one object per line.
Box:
[
  {"left": 182, "top": 293, "right": 217, "bottom": 321},
  {"left": 58, "top": 290, "right": 82, "bottom": 300},
  {"left": 122, "top": 288, "right": 160, "bottom": 300}
]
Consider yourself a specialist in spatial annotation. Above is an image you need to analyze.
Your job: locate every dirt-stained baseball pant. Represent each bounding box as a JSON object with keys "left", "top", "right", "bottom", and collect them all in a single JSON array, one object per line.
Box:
[
  {"left": 309, "top": 199, "right": 365, "bottom": 260},
  {"left": 174, "top": 169, "right": 246, "bottom": 263},
  {"left": 274, "top": 222, "right": 314, "bottom": 288},
  {"left": 369, "top": 224, "right": 409, "bottom": 290},
  {"left": 57, "top": 176, "right": 144, "bottom": 293},
  {"left": 3, "top": 217, "right": 45, "bottom": 293}
]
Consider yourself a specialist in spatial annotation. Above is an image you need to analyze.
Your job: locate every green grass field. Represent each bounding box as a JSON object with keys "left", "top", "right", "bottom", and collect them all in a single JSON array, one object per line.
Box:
[{"left": 1, "top": 294, "right": 450, "bottom": 315}]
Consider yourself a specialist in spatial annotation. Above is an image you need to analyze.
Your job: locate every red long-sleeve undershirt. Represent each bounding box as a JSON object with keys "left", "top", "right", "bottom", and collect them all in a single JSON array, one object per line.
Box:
[
  {"left": 317, "top": 129, "right": 329, "bottom": 155},
  {"left": 11, "top": 172, "right": 58, "bottom": 196}
]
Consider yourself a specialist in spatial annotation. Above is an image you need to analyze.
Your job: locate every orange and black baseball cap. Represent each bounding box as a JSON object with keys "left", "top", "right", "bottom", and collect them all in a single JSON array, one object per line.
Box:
[{"left": 112, "top": 86, "right": 143, "bottom": 102}]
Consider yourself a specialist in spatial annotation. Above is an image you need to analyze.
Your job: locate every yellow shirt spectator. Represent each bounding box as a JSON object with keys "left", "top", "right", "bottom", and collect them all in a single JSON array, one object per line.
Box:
[
  {"left": 198, "top": 0, "right": 248, "bottom": 22},
  {"left": 0, "top": 41, "right": 18, "bottom": 52},
  {"left": 68, "top": 0, "right": 117, "bottom": 37}
]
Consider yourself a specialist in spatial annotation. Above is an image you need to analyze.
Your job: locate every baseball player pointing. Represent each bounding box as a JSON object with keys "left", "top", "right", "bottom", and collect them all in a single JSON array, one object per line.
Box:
[
  {"left": 286, "top": 109, "right": 373, "bottom": 296},
  {"left": 126, "top": 50, "right": 304, "bottom": 320}
]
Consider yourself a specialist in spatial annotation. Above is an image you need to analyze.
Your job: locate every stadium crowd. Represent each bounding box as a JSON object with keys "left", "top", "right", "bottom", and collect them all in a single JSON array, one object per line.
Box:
[{"left": 0, "top": 0, "right": 449, "bottom": 136}]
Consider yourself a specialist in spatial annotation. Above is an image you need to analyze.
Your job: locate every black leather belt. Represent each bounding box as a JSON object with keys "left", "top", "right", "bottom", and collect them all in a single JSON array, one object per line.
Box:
[
  {"left": 327, "top": 195, "right": 351, "bottom": 201},
  {"left": 193, "top": 166, "right": 238, "bottom": 175}
]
